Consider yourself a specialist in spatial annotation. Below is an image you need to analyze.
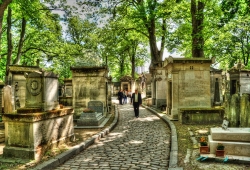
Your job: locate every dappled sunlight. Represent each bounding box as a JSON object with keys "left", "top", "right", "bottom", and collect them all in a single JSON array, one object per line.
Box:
[
  {"left": 129, "top": 140, "right": 144, "bottom": 144},
  {"left": 131, "top": 115, "right": 160, "bottom": 122}
]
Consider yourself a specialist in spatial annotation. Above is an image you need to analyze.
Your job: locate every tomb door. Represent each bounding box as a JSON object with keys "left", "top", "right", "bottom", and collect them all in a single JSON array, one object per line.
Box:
[
  {"left": 123, "top": 83, "right": 128, "bottom": 91},
  {"left": 230, "top": 80, "right": 237, "bottom": 95}
]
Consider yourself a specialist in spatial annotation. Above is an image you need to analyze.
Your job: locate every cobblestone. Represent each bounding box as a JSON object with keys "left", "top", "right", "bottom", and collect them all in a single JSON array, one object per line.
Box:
[{"left": 54, "top": 104, "right": 171, "bottom": 170}]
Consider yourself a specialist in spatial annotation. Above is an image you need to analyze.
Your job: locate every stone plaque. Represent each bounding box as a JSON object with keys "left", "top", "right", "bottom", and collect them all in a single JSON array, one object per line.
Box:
[
  {"left": 222, "top": 119, "right": 229, "bottom": 130},
  {"left": 88, "top": 101, "right": 104, "bottom": 113}
]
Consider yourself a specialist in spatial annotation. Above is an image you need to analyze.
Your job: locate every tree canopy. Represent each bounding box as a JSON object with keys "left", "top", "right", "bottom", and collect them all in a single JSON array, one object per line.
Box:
[{"left": 0, "top": 0, "right": 249, "bottom": 83}]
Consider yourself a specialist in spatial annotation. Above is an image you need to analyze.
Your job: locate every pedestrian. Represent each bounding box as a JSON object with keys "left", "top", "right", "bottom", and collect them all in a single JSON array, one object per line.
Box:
[
  {"left": 130, "top": 89, "right": 142, "bottom": 118},
  {"left": 123, "top": 90, "right": 127, "bottom": 104},
  {"left": 118, "top": 90, "right": 123, "bottom": 105}
]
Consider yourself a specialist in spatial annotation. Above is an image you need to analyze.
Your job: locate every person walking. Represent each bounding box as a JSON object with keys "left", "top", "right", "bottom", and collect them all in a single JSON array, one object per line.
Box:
[
  {"left": 118, "top": 90, "right": 123, "bottom": 105},
  {"left": 131, "top": 89, "right": 142, "bottom": 118},
  {"left": 123, "top": 90, "right": 127, "bottom": 104}
]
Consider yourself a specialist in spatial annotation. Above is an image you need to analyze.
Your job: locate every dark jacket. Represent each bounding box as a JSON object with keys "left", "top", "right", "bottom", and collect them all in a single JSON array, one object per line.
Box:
[{"left": 131, "top": 93, "right": 142, "bottom": 105}]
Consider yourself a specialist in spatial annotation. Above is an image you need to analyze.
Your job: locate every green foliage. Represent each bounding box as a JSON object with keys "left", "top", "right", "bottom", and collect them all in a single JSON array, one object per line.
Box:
[{"left": 2, "top": 0, "right": 250, "bottom": 83}]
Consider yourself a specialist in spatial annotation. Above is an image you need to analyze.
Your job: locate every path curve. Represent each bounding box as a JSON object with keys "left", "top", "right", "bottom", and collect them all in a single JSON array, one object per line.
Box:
[{"left": 55, "top": 104, "right": 171, "bottom": 170}]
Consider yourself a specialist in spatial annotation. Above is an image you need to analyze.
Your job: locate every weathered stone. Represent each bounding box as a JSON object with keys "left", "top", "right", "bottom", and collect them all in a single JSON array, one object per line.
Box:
[
  {"left": 163, "top": 57, "right": 214, "bottom": 120},
  {"left": 3, "top": 85, "right": 13, "bottom": 114},
  {"left": 70, "top": 66, "right": 109, "bottom": 118},
  {"left": 2, "top": 70, "right": 75, "bottom": 161},
  {"left": 3, "top": 108, "right": 74, "bottom": 160},
  {"left": 25, "top": 71, "right": 59, "bottom": 111},
  {"left": 88, "top": 101, "right": 104, "bottom": 114},
  {"left": 180, "top": 108, "right": 224, "bottom": 125},
  {"left": 230, "top": 94, "right": 240, "bottom": 127},
  {"left": 8, "top": 65, "right": 41, "bottom": 109},
  {"left": 150, "top": 62, "right": 167, "bottom": 109},
  {"left": 240, "top": 93, "right": 249, "bottom": 127},
  {"left": 77, "top": 112, "right": 105, "bottom": 126}
]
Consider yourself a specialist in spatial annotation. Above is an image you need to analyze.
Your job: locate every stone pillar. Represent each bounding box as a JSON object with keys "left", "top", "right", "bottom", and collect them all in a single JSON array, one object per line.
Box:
[
  {"left": 171, "top": 71, "right": 179, "bottom": 119},
  {"left": 155, "top": 68, "right": 167, "bottom": 109}
]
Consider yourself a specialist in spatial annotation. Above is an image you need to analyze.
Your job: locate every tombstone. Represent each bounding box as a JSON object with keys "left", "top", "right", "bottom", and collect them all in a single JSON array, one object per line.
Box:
[
  {"left": 2, "top": 70, "right": 74, "bottom": 160},
  {"left": 76, "top": 101, "right": 105, "bottom": 126},
  {"left": 3, "top": 85, "right": 13, "bottom": 114}
]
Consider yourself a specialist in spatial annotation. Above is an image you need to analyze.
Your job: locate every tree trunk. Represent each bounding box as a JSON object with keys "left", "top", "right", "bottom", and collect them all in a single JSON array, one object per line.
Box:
[
  {"left": 191, "top": 0, "right": 205, "bottom": 58},
  {"left": 14, "top": 18, "right": 27, "bottom": 64},
  {"left": 0, "top": 0, "right": 13, "bottom": 59},
  {"left": 5, "top": 6, "right": 12, "bottom": 85},
  {"left": 131, "top": 42, "right": 137, "bottom": 79}
]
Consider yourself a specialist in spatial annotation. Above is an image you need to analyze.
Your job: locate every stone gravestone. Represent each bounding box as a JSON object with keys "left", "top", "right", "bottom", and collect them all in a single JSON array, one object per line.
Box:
[
  {"left": 3, "top": 85, "right": 13, "bottom": 114},
  {"left": 88, "top": 101, "right": 104, "bottom": 115},
  {"left": 77, "top": 101, "right": 105, "bottom": 126}
]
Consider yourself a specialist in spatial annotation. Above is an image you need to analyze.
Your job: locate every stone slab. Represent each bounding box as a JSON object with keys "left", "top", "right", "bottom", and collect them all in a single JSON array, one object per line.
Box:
[
  {"left": 208, "top": 135, "right": 250, "bottom": 157},
  {"left": 211, "top": 127, "right": 250, "bottom": 142},
  {"left": 88, "top": 101, "right": 104, "bottom": 114},
  {"left": 75, "top": 114, "right": 111, "bottom": 129},
  {"left": 76, "top": 112, "right": 105, "bottom": 126}
]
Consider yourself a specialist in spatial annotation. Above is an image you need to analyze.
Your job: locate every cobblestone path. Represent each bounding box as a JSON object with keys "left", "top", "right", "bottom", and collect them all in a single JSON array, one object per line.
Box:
[{"left": 55, "top": 104, "right": 171, "bottom": 170}]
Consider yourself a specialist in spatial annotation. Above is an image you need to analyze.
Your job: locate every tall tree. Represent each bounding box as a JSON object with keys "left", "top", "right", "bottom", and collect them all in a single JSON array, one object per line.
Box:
[
  {"left": 191, "top": 0, "right": 205, "bottom": 58},
  {"left": 0, "top": 0, "right": 12, "bottom": 60}
]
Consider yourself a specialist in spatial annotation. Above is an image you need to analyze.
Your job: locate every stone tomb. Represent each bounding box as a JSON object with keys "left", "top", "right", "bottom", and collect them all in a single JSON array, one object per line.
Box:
[
  {"left": 70, "top": 66, "right": 109, "bottom": 118},
  {"left": 208, "top": 127, "right": 250, "bottom": 157},
  {"left": 24, "top": 71, "right": 59, "bottom": 111},
  {"left": 163, "top": 57, "right": 214, "bottom": 120},
  {"left": 8, "top": 65, "right": 41, "bottom": 109},
  {"left": 77, "top": 101, "right": 105, "bottom": 126},
  {"left": 2, "top": 71, "right": 74, "bottom": 160}
]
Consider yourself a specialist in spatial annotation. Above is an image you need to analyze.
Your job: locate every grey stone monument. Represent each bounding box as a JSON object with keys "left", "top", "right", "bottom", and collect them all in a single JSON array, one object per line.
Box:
[{"left": 76, "top": 101, "right": 105, "bottom": 126}]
